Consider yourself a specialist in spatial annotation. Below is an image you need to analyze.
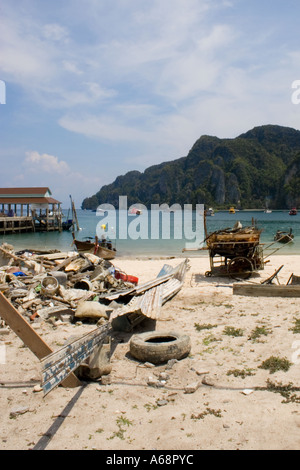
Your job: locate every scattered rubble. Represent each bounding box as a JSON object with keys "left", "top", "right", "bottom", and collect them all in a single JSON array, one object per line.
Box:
[
  {"left": 0, "top": 242, "right": 189, "bottom": 394},
  {"left": 9, "top": 406, "right": 30, "bottom": 418},
  {"left": 0, "top": 242, "right": 138, "bottom": 328},
  {"left": 0, "top": 243, "right": 188, "bottom": 333},
  {"left": 184, "top": 380, "right": 202, "bottom": 394}
]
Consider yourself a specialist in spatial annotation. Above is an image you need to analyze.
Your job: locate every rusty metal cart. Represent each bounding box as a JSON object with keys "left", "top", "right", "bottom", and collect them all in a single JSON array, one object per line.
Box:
[{"left": 204, "top": 225, "right": 264, "bottom": 280}]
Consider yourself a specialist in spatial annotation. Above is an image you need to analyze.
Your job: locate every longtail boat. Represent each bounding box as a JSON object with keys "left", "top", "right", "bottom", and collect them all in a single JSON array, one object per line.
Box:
[{"left": 72, "top": 233, "right": 116, "bottom": 260}]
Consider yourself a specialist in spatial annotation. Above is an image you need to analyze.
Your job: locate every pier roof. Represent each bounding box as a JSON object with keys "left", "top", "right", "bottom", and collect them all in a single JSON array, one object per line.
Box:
[{"left": 0, "top": 187, "right": 61, "bottom": 205}]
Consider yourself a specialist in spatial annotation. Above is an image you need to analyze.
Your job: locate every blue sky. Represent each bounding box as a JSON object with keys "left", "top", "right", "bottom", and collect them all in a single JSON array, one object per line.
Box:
[{"left": 1, "top": 0, "right": 300, "bottom": 207}]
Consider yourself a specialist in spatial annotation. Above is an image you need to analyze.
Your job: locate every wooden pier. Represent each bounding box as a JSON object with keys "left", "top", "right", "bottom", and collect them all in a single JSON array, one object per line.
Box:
[
  {"left": 0, "top": 216, "right": 34, "bottom": 234},
  {"left": 0, "top": 187, "right": 63, "bottom": 234}
]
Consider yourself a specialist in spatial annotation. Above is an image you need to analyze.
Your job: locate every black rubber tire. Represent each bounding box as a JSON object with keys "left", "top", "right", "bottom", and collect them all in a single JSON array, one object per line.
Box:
[{"left": 129, "top": 331, "right": 191, "bottom": 364}]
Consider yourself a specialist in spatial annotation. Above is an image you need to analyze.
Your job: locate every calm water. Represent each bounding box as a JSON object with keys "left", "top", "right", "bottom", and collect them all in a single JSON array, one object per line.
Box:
[{"left": 1, "top": 209, "right": 299, "bottom": 258}]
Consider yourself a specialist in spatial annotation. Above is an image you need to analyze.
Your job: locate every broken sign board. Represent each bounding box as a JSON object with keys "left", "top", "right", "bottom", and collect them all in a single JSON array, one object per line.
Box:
[{"left": 41, "top": 323, "right": 111, "bottom": 395}]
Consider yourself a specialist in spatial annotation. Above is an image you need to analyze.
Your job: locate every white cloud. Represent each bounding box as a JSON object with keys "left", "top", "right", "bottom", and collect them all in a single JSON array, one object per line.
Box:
[
  {"left": 25, "top": 151, "right": 70, "bottom": 174},
  {"left": 0, "top": 0, "right": 229, "bottom": 106},
  {"left": 59, "top": 114, "right": 152, "bottom": 142},
  {"left": 0, "top": 19, "right": 55, "bottom": 83},
  {"left": 10, "top": 151, "right": 104, "bottom": 207},
  {"left": 84, "top": 82, "right": 116, "bottom": 100},
  {"left": 62, "top": 60, "right": 83, "bottom": 75},
  {"left": 2, "top": 0, "right": 300, "bottom": 204},
  {"left": 43, "top": 23, "right": 69, "bottom": 42}
]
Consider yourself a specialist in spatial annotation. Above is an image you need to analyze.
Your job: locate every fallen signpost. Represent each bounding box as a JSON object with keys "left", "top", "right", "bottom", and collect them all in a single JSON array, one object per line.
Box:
[{"left": 41, "top": 322, "right": 112, "bottom": 395}]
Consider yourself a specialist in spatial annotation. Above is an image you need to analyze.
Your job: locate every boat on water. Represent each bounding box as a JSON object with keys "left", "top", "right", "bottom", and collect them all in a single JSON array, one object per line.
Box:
[
  {"left": 62, "top": 218, "right": 74, "bottom": 231},
  {"left": 274, "top": 229, "right": 294, "bottom": 244},
  {"left": 129, "top": 207, "right": 142, "bottom": 215},
  {"left": 229, "top": 207, "right": 235, "bottom": 214},
  {"left": 205, "top": 207, "right": 215, "bottom": 216},
  {"left": 72, "top": 233, "right": 116, "bottom": 260},
  {"left": 264, "top": 209, "right": 272, "bottom": 214},
  {"left": 289, "top": 208, "right": 297, "bottom": 216}
]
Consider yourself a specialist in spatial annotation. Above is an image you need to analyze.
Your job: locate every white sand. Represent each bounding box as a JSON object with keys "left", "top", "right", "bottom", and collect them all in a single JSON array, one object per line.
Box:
[{"left": 0, "top": 254, "right": 300, "bottom": 450}]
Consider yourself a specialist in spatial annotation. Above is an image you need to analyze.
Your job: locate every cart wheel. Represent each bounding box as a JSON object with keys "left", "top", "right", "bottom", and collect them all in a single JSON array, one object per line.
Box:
[
  {"left": 227, "top": 257, "right": 253, "bottom": 280},
  {"left": 205, "top": 271, "right": 212, "bottom": 277}
]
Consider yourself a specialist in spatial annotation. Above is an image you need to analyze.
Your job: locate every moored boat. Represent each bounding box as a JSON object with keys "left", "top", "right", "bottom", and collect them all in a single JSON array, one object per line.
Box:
[
  {"left": 274, "top": 229, "right": 294, "bottom": 244},
  {"left": 72, "top": 234, "right": 116, "bottom": 260},
  {"left": 289, "top": 208, "right": 297, "bottom": 216},
  {"left": 229, "top": 207, "right": 235, "bottom": 214},
  {"left": 205, "top": 207, "right": 215, "bottom": 216},
  {"left": 62, "top": 219, "right": 74, "bottom": 231},
  {"left": 129, "top": 207, "right": 142, "bottom": 215}
]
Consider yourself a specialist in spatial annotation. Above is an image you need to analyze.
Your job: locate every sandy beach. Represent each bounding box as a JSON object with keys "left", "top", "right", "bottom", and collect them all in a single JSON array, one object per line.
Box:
[{"left": 0, "top": 253, "right": 300, "bottom": 451}]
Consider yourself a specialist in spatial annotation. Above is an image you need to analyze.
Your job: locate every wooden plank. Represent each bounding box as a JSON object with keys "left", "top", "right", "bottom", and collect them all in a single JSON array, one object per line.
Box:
[
  {"left": 233, "top": 283, "right": 300, "bottom": 297},
  {"left": 0, "top": 292, "right": 81, "bottom": 388},
  {"left": 34, "top": 252, "right": 74, "bottom": 260},
  {"left": 52, "top": 254, "right": 79, "bottom": 271}
]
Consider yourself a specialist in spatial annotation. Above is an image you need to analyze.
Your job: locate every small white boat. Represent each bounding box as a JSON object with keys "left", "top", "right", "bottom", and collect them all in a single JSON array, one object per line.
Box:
[{"left": 205, "top": 207, "right": 215, "bottom": 216}]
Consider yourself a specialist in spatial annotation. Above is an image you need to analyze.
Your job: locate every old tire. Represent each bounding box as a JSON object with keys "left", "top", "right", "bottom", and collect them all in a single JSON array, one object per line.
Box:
[{"left": 129, "top": 331, "right": 191, "bottom": 364}]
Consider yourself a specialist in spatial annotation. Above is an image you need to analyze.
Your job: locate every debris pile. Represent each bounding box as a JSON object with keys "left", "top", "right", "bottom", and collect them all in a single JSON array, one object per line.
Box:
[
  {"left": 0, "top": 243, "right": 138, "bottom": 327},
  {"left": 0, "top": 242, "right": 189, "bottom": 394}
]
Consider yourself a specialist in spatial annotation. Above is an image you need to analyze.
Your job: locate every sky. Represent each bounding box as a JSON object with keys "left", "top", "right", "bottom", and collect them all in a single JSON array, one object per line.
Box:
[{"left": 1, "top": 0, "right": 300, "bottom": 207}]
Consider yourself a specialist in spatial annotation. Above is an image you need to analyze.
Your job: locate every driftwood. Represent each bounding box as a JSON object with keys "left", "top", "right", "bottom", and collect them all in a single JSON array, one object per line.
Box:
[{"left": 261, "top": 265, "right": 284, "bottom": 285}]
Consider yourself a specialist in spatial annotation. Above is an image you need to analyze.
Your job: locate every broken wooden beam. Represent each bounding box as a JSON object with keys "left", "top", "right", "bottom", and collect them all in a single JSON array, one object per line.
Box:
[
  {"left": 0, "top": 292, "right": 81, "bottom": 388},
  {"left": 233, "top": 283, "right": 300, "bottom": 297}
]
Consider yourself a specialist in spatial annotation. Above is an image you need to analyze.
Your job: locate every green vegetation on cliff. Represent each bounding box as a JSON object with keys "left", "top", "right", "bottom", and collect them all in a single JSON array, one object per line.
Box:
[{"left": 82, "top": 125, "right": 300, "bottom": 210}]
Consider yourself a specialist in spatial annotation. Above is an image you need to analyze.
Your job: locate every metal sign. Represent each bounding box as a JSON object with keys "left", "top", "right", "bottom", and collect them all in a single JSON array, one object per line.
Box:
[{"left": 41, "top": 323, "right": 111, "bottom": 395}]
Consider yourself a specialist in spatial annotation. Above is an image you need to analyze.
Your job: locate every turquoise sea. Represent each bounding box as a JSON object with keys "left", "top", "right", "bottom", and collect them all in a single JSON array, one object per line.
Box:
[{"left": 1, "top": 209, "right": 299, "bottom": 258}]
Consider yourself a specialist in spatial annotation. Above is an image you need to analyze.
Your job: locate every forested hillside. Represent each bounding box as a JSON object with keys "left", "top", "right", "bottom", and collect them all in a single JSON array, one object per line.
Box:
[{"left": 82, "top": 125, "right": 300, "bottom": 210}]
